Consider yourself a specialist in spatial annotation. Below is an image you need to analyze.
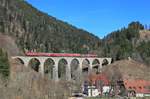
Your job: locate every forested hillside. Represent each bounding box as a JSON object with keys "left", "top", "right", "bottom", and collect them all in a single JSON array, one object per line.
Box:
[
  {"left": 0, "top": 0, "right": 101, "bottom": 54},
  {"left": 0, "top": 1, "right": 149, "bottom": 98},
  {"left": 101, "top": 22, "right": 150, "bottom": 65},
  {"left": 0, "top": 0, "right": 149, "bottom": 66}
]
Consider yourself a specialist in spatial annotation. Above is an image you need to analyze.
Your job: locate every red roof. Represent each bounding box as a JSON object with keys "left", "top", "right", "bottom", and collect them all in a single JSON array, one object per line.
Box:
[
  {"left": 88, "top": 74, "right": 109, "bottom": 86},
  {"left": 124, "top": 79, "right": 150, "bottom": 94}
]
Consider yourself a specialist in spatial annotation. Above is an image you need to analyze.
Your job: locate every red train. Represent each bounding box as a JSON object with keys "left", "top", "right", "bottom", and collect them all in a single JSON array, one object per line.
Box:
[{"left": 25, "top": 52, "right": 97, "bottom": 57}]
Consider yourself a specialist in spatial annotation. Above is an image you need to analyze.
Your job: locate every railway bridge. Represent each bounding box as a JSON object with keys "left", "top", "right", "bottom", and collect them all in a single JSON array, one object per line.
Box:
[{"left": 12, "top": 53, "right": 112, "bottom": 81}]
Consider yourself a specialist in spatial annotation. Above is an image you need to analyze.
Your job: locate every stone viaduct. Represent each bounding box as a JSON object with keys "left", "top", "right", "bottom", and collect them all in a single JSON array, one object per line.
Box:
[{"left": 12, "top": 56, "right": 112, "bottom": 81}]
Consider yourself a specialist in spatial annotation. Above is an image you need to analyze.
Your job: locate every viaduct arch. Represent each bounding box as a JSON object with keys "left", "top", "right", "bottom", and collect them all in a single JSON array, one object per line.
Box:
[{"left": 12, "top": 56, "right": 112, "bottom": 81}]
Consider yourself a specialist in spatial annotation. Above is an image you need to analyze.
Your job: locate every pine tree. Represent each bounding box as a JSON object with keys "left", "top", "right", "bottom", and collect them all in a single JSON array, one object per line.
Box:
[{"left": 0, "top": 48, "right": 10, "bottom": 78}]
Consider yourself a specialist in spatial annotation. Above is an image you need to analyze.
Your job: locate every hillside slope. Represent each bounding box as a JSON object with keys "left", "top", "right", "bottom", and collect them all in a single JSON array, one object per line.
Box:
[
  {"left": 139, "top": 30, "right": 150, "bottom": 41},
  {"left": 102, "top": 59, "right": 150, "bottom": 80},
  {"left": 0, "top": 0, "right": 101, "bottom": 54},
  {"left": 0, "top": 34, "right": 21, "bottom": 55}
]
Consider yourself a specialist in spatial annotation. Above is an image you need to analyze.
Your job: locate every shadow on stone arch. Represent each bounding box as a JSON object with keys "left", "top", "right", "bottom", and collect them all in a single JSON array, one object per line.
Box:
[
  {"left": 28, "top": 58, "right": 40, "bottom": 72},
  {"left": 70, "top": 58, "right": 80, "bottom": 81},
  {"left": 44, "top": 58, "right": 55, "bottom": 79},
  {"left": 92, "top": 59, "right": 100, "bottom": 74},
  {"left": 12, "top": 58, "right": 25, "bottom": 72},
  {"left": 58, "top": 58, "right": 68, "bottom": 80},
  {"left": 13, "top": 58, "right": 24, "bottom": 65},
  {"left": 82, "top": 59, "right": 90, "bottom": 77},
  {"left": 102, "top": 59, "right": 109, "bottom": 67}
]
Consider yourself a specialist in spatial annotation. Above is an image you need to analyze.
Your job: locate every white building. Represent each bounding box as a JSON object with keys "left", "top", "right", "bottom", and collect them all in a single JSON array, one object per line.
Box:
[{"left": 87, "top": 86, "right": 100, "bottom": 97}]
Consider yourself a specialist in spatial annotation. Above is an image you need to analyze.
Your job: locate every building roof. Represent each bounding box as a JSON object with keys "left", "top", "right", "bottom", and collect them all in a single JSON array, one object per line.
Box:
[
  {"left": 124, "top": 79, "right": 150, "bottom": 94},
  {"left": 88, "top": 74, "right": 109, "bottom": 86}
]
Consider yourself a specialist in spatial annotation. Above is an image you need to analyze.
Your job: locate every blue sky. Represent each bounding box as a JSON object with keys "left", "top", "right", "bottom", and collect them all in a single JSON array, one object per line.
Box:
[{"left": 26, "top": 0, "right": 150, "bottom": 38}]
